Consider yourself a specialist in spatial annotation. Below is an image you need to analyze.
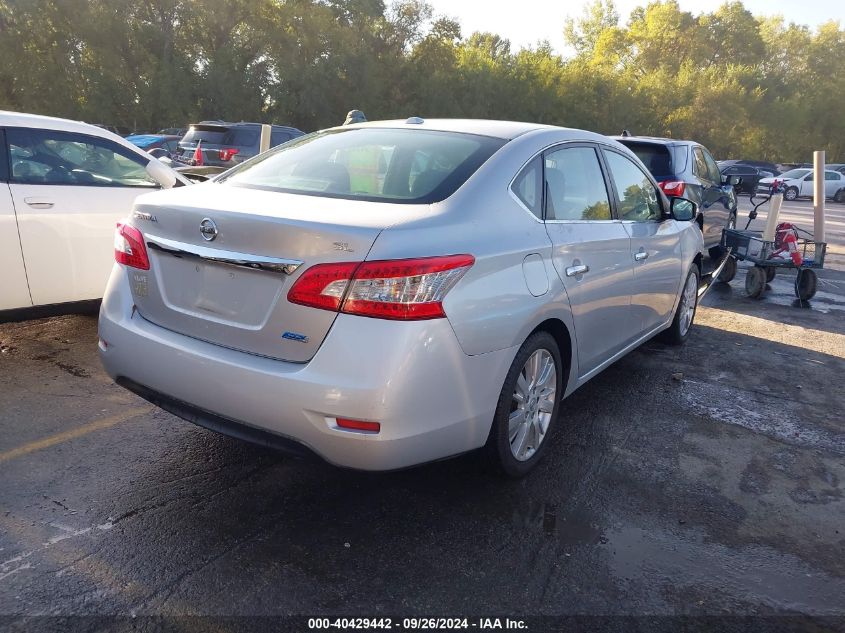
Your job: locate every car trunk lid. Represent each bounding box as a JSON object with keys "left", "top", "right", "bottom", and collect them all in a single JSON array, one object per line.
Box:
[{"left": 127, "top": 184, "right": 415, "bottom": 362}]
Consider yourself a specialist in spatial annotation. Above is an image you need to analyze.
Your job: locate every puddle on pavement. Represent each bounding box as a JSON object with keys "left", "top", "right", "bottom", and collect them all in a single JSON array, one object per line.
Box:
[{"left": 603, "top": 524, "right": 845, "bottom": 614}]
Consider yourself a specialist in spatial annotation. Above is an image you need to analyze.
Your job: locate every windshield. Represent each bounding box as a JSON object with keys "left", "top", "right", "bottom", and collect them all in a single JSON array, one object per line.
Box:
[
  {"left": 218, "top": 128, "right": 505, "bottom": 204},
  {"left": 780, "top": 169, "right": 810, "bottom": 179}
]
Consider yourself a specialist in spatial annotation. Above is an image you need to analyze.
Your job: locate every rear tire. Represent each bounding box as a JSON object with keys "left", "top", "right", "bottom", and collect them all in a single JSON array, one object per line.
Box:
[
  {"left": 834, "top": 189, "right": 845, "bottom": 204},
  {"left": 660, "top": 264, "right": 699, "bottom": 345},
  {"left": 486, "top": 331, "right": 563, "bottom": 478},
  {"left": 745, "top": 265, "right": 767, "bottom": 298}
]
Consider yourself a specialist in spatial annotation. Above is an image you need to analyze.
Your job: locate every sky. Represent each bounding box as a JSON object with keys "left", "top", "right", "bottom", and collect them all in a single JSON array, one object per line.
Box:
[{"left": 424, "top": 0, "right": 845, "bottom": 53}]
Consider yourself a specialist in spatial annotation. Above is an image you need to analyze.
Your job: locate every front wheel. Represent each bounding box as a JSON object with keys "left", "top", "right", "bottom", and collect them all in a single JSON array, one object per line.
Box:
[
  {"left": 660, "top": 264, "right": 699, "bottom": 345},
  {"left": 795, "top": 269, "right": 817, "bottom": 301},
  {"left": 486, "top": 332, "right": 563, "bottom": 478},
  {"left": 745, "top": 265, "right": 767, "bottom": 298},
  {"left": 784, "top": 186, "right": 799, "bottom": 201},
  {"left": 718, "top": 256, "right": 737, "bottom": 283}
]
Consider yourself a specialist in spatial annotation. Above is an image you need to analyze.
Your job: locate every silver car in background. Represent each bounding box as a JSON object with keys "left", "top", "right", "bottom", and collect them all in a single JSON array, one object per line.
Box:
[{"left": 99, "top": 119, "right": 709, "bottom": 476}]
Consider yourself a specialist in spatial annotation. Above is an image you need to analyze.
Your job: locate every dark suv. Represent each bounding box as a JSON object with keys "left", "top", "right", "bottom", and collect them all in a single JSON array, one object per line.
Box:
[
  {"left": 613, "top": 135, "right": 738, "bottom": 258},
  {"left": 176, "top": 121, "right": 304, "bottom": 168}
]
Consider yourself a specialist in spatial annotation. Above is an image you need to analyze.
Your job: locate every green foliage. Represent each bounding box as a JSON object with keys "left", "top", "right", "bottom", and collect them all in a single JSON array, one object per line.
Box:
[{"left": 0, "top": 0, "right": 840, "bottom": 161}]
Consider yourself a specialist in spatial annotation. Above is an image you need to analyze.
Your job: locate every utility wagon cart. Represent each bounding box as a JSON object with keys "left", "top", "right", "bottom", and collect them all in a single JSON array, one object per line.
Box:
[{"left": 718, "top": 227, "right": 826, "bottom": 300}]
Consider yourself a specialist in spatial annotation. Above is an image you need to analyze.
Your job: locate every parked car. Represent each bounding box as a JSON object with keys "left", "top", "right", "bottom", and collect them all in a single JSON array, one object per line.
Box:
[
  {"left": 719, "top": 164, "right": 775, "bottom": 196},
  {"left": 614, "top": 135, "right": 738, "bottom": 258},
  {"left": 756, "top": 169, "right": 845, "bottom": 201},
  {"left": 126, "top": 134, "right": 182, "bottom": 158},
  {"left": 717, "top": 159, "right": 781, "bottom": 175},
  {"left": 175, "top": 121, "right": 304, "bottom": 168},
  {"left": 826, "top": 163, "right": 845, "bottom": 175},
  {"left": 0, "top": 110, "right": 190, "bottom": 319},
  {"left": 99, "top": 118, "right": 721, "bottom": 477}
]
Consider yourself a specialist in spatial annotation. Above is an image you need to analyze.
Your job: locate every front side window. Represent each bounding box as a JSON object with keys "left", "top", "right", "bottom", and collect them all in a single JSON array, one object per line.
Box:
[
  {"left": 544, "top": 146, "right": 611, "bottom": 221},
  {"left": 7, "top": 128, "right": 156, "bottom": 187},
  {"left": 219, "top": 128, "right": 505, "bottom": 204},
  {"left": 701, "top": 148, "right": 721, "bottom": 183},
  {"left": 603, "top": 150, "right": 661, "bottom": 222}
]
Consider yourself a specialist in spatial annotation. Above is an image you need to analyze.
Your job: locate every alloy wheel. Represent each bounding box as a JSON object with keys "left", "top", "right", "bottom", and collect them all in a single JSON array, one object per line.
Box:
[
  {"left": 679, "top": 271, "right": 697, "bottom": 336},
  {"left": 509, "top": 349, "right": 557, "bottom": 461}
]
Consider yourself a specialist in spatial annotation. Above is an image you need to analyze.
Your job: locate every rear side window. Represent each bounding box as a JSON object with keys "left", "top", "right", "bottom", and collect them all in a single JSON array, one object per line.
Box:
[
  {"left": 544, "top": 146, "right": 611, "bottom": 221},
  {"left": 618, "top": 142, "right": 673, "bottom": 180},
  {"left": 224, "top": 128, "right": 259, "bottom": 147},
  {"left": 220, "top": 128, "right": 505, "bottom": 204},
  {"left": 270, "top": 129, "right": 291, "bottom": 147},
  {"left": 0, "top": 129, "right": 8, "bottom": 181}
]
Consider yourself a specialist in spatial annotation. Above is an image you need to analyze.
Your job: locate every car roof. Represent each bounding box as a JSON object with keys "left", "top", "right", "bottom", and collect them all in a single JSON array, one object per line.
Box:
[
  {"left": 338, "top": 118, "right": 560, "bottom": 140},
  {"left": 611, "top": 135, "right": 694, "bottom": 146},
  {"left": 192, "top": 120, "right": 301, "bottom": 132}
]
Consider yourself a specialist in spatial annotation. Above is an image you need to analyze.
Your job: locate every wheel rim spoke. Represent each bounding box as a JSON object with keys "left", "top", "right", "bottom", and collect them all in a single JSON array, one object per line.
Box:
[{"left": 509, "top": 348, "right": 557, "bottom": 462}]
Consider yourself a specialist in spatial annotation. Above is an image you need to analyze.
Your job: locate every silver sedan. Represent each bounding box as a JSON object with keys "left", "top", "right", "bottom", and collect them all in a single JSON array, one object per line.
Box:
[{"left": 99, "top": 119, "right": 713, "bottom": 476}]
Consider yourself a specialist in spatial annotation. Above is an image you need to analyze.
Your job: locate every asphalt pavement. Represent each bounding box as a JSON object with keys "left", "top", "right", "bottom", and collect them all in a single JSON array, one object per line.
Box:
[{"left": 0, "top": 198, "right": 843, "bottom": 628}]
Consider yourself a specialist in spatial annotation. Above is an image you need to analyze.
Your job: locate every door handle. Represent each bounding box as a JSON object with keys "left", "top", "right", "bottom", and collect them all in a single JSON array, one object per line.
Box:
[
  {"left": 565, "top": 264, "right": 589, "bottom": 277},
  {"left": 634, "top": 250, "right": 649, "bottom": 261},
  {"left": 24, "top": 197, "right": 54, "bottom": 209}
]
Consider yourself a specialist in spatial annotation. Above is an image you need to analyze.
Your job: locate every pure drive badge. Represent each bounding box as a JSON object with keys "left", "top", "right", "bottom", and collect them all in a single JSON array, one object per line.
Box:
[{"left": 282, "top": 331, "right": 309, "bottom": 343}]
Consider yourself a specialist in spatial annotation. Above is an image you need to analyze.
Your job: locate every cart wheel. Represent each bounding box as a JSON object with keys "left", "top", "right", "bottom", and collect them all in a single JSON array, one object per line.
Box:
[
  {"left": 745, "top": 266, "right": 767, "bottom": 299},
  {"left": 717, "top": 256, "right": 737, "bottom": 283},
  {"left": 765, "top": 267, "right": 776, "bottom": 283},
  {"left": 794, "top": 269, "right": 817, "bottom": 301}
]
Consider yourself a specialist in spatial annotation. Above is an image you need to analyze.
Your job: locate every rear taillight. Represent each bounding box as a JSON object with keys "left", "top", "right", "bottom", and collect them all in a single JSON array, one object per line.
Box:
[
  {"left": 287, "top": 255, "right": 474, "bottom": 320},
  {"left": 659, "top": 180, "right": 686, "bottom": 197},
  {"left": 218, "top": 147, "right": 239, "bottom": 161},
  {"left": 114, "top": 222, "right": 150, "bottom": 270}
]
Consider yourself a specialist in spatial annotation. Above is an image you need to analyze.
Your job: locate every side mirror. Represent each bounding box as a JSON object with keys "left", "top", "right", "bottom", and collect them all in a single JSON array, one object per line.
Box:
[
  {"left": 669, "top": 196, "right": 697, "bottom": 222},
  {"left": 145, "top": 158, "right": 177, "bottom": 189}
]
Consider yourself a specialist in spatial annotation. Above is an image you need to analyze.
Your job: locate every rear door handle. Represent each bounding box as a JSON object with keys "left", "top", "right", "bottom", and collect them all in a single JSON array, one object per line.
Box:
[
  {"left": 565, "top": 264, "right": 589, "bottom": 277},
  {"left": 634, "top": 250, "right": 649, "bottom": 261},
  {"left": 24, "top": 197, "right": 54, "bottom": 209}
]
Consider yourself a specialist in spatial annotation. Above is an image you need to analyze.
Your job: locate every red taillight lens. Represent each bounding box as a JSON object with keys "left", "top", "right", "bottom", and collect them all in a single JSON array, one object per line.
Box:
[
  {"left": 659, "top": 180, "right": 686, "bottom": 197},
  {"left": 336, "top": 418, "right": 381, "bottom": 433},
  {"left": 287, "top": 262, "right": 359, "bottom": 311},
  {"left": 286, "top": 255, "right": 474, "bottom": 320},
  {"left": 218, "top": 148, "right": 239, "bottom": 161},
  {"left": 114, "top": 222, "right": 150, "bottom": 270}
]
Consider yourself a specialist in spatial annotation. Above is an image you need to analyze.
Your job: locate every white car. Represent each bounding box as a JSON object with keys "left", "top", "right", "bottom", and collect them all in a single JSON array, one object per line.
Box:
[
  {"left": 756, "top": 168, "right": 845, "bottom": 201},
  {"left": 1, "top": 111, "right": 188, "bottom": 318}
]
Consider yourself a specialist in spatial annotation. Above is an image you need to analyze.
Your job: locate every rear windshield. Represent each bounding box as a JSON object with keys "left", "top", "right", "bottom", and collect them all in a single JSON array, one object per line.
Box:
[
  {"left": 181, "top": 125, "right": 262, "bottom": 148},
  {"left": 181, "top": 125, "right": 227, "bottom": 145},
  {"left": 618, "top": 142, "right": 675, "bottom": 180},
  {"left": 218, "top": 128, "right": 506, "bottom": 204}
]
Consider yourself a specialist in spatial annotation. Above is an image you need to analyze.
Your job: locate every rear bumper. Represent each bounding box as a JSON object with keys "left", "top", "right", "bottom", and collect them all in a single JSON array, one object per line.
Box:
[{"left": 98, "top": 267, "right": 515, "bottom": 471}]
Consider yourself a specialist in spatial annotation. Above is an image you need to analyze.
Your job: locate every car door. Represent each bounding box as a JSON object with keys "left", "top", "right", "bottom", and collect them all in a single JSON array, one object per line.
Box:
[
  {"left": 825, "top": 171, "right": 843, "bottom": 196},
  {"left": 800, "top": 171, "right": 815, "bottom": 197},
  {"left": 6, "top": 127, "right": 160, "bottom": 306},
  {"left": 541, "top": 144, "right": 636, "bottom": 377},
  {"left": 692, "top": 146, "right": 733, "bottom": 246},
  {"left": 0, "top": 129, "right": 33, "bottom": 310},
  {"left": 602, "top": 148, "right": 685, "bottom": 335}
]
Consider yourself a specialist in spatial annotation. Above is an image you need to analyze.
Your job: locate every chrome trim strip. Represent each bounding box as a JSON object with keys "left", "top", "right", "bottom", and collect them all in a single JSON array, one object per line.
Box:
[
  {"left": 145, "top": 234, "right": 303, "bottom": 275},
  {"left": 697, "top": 250, "right": 732, "bottom": 299}
]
